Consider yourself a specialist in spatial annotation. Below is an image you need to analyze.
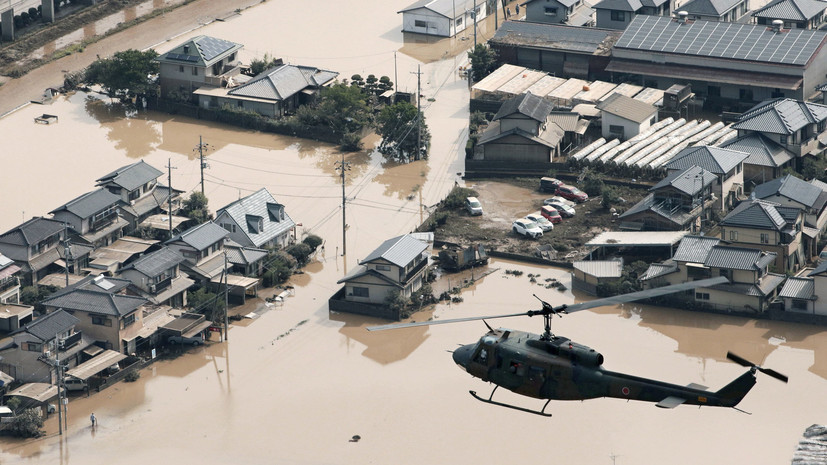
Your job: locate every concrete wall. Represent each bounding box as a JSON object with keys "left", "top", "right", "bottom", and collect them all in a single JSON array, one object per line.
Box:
[{"left": 525, "top": 0, "right": 569, "bottom": 23}]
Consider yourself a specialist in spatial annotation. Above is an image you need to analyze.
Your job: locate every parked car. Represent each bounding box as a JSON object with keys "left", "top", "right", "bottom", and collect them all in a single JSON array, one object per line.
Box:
[
  {"left": 556, "top": 184, "right": 588, "bottom": 203},
  {"left": 525, "top": 213, "right": 554, "bottom": 232},
  {"left": 540, "top": 205, "right": 563, "bottom": 224},
  {"left": 168, "top": 335, "right": 204, "bottom": 346},
  {"left": 544, "top": 201, "right": 575, "bottom": 218},
  {"left": 543, "top": 196, "right": 573, "bottom": 207},
  {"left": 540, "top": 177, "right": 563, "bottom": 193},
  {"left": 63, "top": 377, "right": 87, "bottom": 392},
  {"left": 512, "top": 219, "right": 543, "bottom": 238},
  {"left": 465, "top": 196, "right": 483, "bottom": 216}
]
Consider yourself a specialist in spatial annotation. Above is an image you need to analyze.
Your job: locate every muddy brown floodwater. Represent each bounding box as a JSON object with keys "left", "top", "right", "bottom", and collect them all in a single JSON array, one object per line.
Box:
[{"left": 0, "top": 1, "right": 825, "bottom": 464}]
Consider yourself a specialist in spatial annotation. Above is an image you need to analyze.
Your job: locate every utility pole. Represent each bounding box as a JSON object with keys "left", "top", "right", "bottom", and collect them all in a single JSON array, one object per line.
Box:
[
  {"left": 223, "top": 252, "right": 229, "bottom": 341},
  {"left": 394, "top": 51, "right": 398, "bottom": 95},
  {"left": 62, "top": 223, "right": 72, "bottom": 287},
  {"left": 46, "top": 341, "right": 66, "bottom": 435},
  {"left": 473, "top": 0, "right": 478, "bottom": 46},
  {"left": 334, "top": 154, "right": 351, "bottom": 256},
  {"left": 411, "top": 65, "right": 423, "bottom": 160},
  {"left": 166, "top": 159, "right": 177, "bottom": 239},
  {"left": 194, "top": 136, "right": 211, "bottom": 195}
]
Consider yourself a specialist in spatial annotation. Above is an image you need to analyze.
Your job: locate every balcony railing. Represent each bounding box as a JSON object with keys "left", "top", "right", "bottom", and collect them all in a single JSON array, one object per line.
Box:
[
  {"left": 0, "top": 276, "right": 19, "bottom": 293},
  {"left": 91, "top": 210, "right": 118, "bottom": 231},
  {"left": 400, "top": 258, "right": 428, "bottom": 284},
  {"left": 59, "top": 331, "right": 82, "bottom": 351},
  {"left": 150, "top": 276, "right": 173, "bottom": 294}
]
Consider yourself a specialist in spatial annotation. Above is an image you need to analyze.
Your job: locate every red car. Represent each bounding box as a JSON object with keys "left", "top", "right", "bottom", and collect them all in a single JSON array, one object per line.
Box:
[
  {"left": 556, "top": 184, "right": 588, "bottom": 203},
  {"left": 541, "top": 205, "right": 563, "bottom": 223}
]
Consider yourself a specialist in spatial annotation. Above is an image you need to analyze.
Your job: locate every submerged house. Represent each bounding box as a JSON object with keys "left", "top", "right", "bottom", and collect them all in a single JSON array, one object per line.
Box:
[
  {"left": 214, "top": 188, "right": 296, "bottom": 250},
  {"left": 398, "top": 0, "right": 488, "bottom": 37},
  {"left": 156, "top": 35, "right": 244, "bottom": 98}
]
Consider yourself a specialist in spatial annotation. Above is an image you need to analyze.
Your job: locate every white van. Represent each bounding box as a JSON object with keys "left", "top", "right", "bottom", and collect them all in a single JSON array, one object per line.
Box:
[
  {"left": 63, "top": 377, "right": 87, "bottom": 391},
  {"left": 465, "top": 197, "right": 483, "bottom": 216}
]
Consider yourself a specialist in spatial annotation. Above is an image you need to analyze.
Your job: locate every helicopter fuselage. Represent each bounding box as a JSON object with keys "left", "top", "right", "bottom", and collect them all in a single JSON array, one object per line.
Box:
[{"left": 453, "top": 329, "right": 756, "bottom": 409}]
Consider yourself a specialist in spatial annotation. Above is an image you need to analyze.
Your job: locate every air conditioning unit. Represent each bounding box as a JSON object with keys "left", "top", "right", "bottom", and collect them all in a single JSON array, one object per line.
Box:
[
  {"left": 44, "top": 350, "right": 51, "bottom": 358},
  {"left": 149, "top": 284, "right": 157, "bottom": 293}
]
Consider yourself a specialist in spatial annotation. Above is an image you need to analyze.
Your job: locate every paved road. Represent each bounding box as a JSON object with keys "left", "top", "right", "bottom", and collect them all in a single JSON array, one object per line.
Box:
[{"left": 0, "top": 0, "right": 259, "bottom": 116}]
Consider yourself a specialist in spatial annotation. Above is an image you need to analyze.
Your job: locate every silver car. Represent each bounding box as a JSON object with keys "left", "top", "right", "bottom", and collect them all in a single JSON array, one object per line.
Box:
[{"left": 525, "top": 213, "right": 554, "bottom": 232}]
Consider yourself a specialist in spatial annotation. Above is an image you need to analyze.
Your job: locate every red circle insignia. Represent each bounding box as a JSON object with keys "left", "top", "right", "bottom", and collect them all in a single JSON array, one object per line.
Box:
[{"left": 621, "top": 387, "right": 630, "bottom": 396}]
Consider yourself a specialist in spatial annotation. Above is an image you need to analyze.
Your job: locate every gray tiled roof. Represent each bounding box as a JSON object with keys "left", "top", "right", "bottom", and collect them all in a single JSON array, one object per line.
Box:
[
  {"left": 168, "top": 222, "right": 229, "bottom": 251},
  {"left": 362, "top": 235, "right": 429, "bottom": 268},
  {"left": 752, "top": 174, "right": 826, "bottom": 210},
  {"left": 651, "top": 165, "right": 716, "bottom": 195},
  {"left": 640, "top": 261, "right": 679, "bottom": 280},
  {"left": 224, "top": 245, "right": 268, "bottom": 265},
  {"left": 617, "top": 193, "right": 699, "bottom": 225},
  {"left": 21, "top": 310, "right": 78, "bottom": 342},
  {"left": 547, "top": 112, "right": 581, "bottom": 132},
  {"left": 50, "top": 188, "right": 121, "bottom": 219},
  {"left": 753, "top": 0, "right": 827, "bottom": 21},
  {"left": 228, "top": 64, "right": 338, "bottom": 102},
  {"left": 704, "top": 245, "right": 776, "bottom": 270},
  {"left": 718, "top": 133, "right": 793, "bottom": 168},
  {"left": 665, "top": 146, "right": 748, "bottom": 175},
  {"left": 673, "top": 235, "right": 721, "bottom": 262},
  {"left": 595, "top": 93, "right": 657, "bottom": 123},
  {"left": 399, "top": 0, "right": 482, "bottom": 17},
  {"left": 489, "top": 21, "right": 621, "bottom": 55},
  {"left": 477, "top": 123, "right": 564, "bottom": 148},
  {"left": 494, "top": 92, "right": 554, "bottom": 123},
  {"left": 215, "top": 188, "right": 295, "bottom": 248},
  {"left": 808, "top": 260, "right": 827, "bottom": 275},
  {"left": 121, "top": 247, "right": 184, "bottom": 278},
  {"left": 720, "top": 199, "right": 788, "bottom": 230},
  {"left": 95, "top": 160, "right": 163, "bottom": 192},
  {"left": 0, "top": 217, "right": 64, "bottom": 247},
  {"left": 733, "top": 98, "right": 827, "bottom": 135},
  {"left": 593, "top": 0, "right": 643, "bottom": 11},
  {"left": 41, "top": 289, "right": 147, "bottom": 317},
  {"left": 157, "top": 35, "right": 243, "bottom": 67},
  {"left": 614, "top": 16, "right": 827, "bottom": 66},
  {"left": 680, "top": 0, "right": 744, "bottom": 15},
  {"left": 779, "top": 276, "right": 814, "bottom": 299}
]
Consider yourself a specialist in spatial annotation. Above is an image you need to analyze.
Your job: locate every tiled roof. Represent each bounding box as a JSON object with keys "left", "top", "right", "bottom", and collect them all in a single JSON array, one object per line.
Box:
[
  {"left": 614, "top": 16, "right": 827, "bottom": 66},
  {"left": 779, "top": 276, "right": 814, "bottom": 299},
  {"left": 50, "top": 188, "right": 121, "bottom": 219},
  {"left": 489, "top": 21, "right": 621, "bottom": 55},
  {"left": 0, "top": 217, "right": 64, "bottom": 247},
  {"left": 120, "top": 247, "right": 184, "bottom": 278},
  {"left": 640, "top": 261, "right": 679, "bottom": 280},
  {"left": 224, "top": 244, "right": 268, "bottom": 265},
  {"left": 493, "top": 92, "right": 553, "bottom": 123},
  {"left": 595, "top": 93, "right": 657, "bottom": 123},
  {"left": 720, "top": 199, "right": 789, "bottom": 230},
  {"left": 215, "top": 188, "right": 295, "bottom": 248},
  {"left": 617, "top": 193, "right": 699, "bottom": 225},
  {"left": 808, "top": 260, "right": 827, "bottom": 275},
  {"left": 651, "top": 165, "right": 716, "bottom": 195},
  {"left": 752, "top": 174, "right": 826, "bottom": 210},
  {"left": 672, "top": 235, "right": 721, "bottom": 262},
  {"left": 704, "top": 245, "right": 776, "bottom": 270},
  {"left": 752, "top": 0, "right": 827, "bottom": 21},
  {"left": 168, "top": 222, "right": 229, "bottom": 252},
  {"left": 228, "top": 64, "right": 338, "bottom": 102},
  {"left": 20, "top": 310, "right": 78, "bottom": 342},
  {"left": 362, "top": 235, "right": 429, "bottom": 268},
  {"left": 337, "top": 264, "right": 404, "bottom": 288},
  {"left": 477, "top": 122, "right": 564, "bottom": 148},
  {"left": 593, "top": 0, "right": 643, "bottom": 11},
  {"left": 733, "top": 98, "right": 827, "bottom": 135},
  {"left": 95, "top": 160, "right": 162, "bottom": 192},
  {"left": 718, "top": 133, "right": 793, "bottom": 168},
  {"left": 665, "top": 145, "right": 748, "bottom": 175},
  {"left": 679, "top": 0, "right": 744, "bottom": 15},
  {"left": 41, "top": 289, "right": 147, "bottom": 317},
  {"left": 547, "top": 112, "right": 581, "bottom": 132}
]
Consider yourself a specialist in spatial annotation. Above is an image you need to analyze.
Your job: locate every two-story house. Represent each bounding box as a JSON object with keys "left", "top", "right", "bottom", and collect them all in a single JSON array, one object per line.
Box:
[
  {"left": 779, "top": 260, "right": 827, "bottom": 315},
  {"left": 50, "top": 188, "right": 128, "bottom": 249},
  {"left": 679, "top": 0, "right": 750, "bottom": 22},
  {"left": 214, "top": 188, "right": 296, "bottom": 251},
  {"left": 95, "top": 160, "right": 183, "bottom": 233},
  {"left": 398, "top": 0, "right": 488, "bottom": 37},
  {"left": 155, "top": 35, "right": 244, "bottom": 98},
  {"left": 751, "top": 174, "right": 827, "bottom": 255},
  {"left": 618, "top": 165, "right": 717, "bottom": 231},
  {"left": 118, "top": 247, "right": 194, "bottom": 307},
  {"left": 524, "top": 0, "right": 596, "bottom": 26},
  {"left": 0, "top": 217, "right": 67, "bottom": 286},
  {"left": 732, "top": 98, "right": 827, "bottom": 163},
  {"left": 165, "top": 222, "right": 230, "bottom": 286},
  {"left": 335, "top": 234, "right": 430, "bottom": 310},
  {"left": 593, "top": 0, "right": 672, "bottom": 29},
  {"left": 0, "top": 253, "right": 21, "bottom": 304},
  {"left": 0, "top": 310, "right": 88, "bottom": 384},
  {"left": 752, "top": 0, "right": 827, "bottom": 29},
  {"left": 664, "top": 145, "right": 748, "bottom": 212},
  {"left": 717, "top": 133, "right": 794, "bottom": 190},
  {"left": 719, "top": 198, "right": 805, "bottom": 272},
  {"left": 641, "top": 236, "right": 785, "bottom": 314},
  {"left": 474, "top": 92, "right": 564, "bottom": 162}
]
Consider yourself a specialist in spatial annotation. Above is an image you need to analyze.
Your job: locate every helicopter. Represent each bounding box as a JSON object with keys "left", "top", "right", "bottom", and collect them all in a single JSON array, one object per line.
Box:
[{"left": 368, "top": 276, "right": 787, "bottom": 417}]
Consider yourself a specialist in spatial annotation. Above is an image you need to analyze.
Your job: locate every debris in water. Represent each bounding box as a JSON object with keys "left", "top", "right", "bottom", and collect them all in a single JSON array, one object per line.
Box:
[
  {"left": 350, "top": 435, "right": 361, "bottom": 443},
  {"left": 792, "top": 424, "right": 827, "bottom": 464}
]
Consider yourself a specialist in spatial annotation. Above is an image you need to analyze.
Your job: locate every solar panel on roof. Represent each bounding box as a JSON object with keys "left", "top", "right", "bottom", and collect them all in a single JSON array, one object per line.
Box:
[{"left": 166, "top": 53, "right": 198, "bottom": 62}]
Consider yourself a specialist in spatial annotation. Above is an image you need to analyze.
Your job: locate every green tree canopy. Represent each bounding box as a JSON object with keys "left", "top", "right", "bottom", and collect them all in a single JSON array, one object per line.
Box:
[
  {"left": 298, "top": 82, "right": 372, "bottom": 134},
  {"left": 181, "top": 192, "right": 211, "bottom": 224},
  {"left": 85, "top": 49, "right": 159, "bottom": 100},
  {"left": 376, "top": 101, "right": 431, "bottom": 160},
  {"left": 467, "top": 44, "right": 498, "bottom": 82},
  {"left": 249, "top": 53, "right": 282, "bottom": 76}
]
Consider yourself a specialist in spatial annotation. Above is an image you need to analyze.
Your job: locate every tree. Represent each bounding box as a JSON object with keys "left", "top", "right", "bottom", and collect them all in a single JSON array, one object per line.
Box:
[
  {"left": 9, "top": 408, "right": 44, "bottom": 438},
  {"left": 85, "top": 49, "right": 159, "bottom": 101},
  {"left": 376, "top": 101, "right": 431, "bottom": 160},
  {"left": 249, "top": 53, "right": 281, "bottom": 76},
  {"left": 181, "top": 192, "right": 210, "bottom": 224},
  {"left": 298, "top": 83, "right": 371, "bottom": 135},
  {"left": 467, "top": 44, "right": 498, "bottom": 83}
]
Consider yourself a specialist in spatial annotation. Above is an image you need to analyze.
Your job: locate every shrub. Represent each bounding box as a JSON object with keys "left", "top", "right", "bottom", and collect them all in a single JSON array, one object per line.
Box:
[
  {"left": 302, "top": 234, "right": 323, "bottom": 251},
  {"left": 340, "top": 132, "right": 363, "bottom": 152},
  {"left": 286, "top": 243, "right": 313, "bottom": 265},
  {"left": 124, "top": 371, "right": 140, "bottom": 382},
  {"left": 443, "top": 186, "right": 478, "bottom": 210},
  {"left": 9, "top": 409, "right": 44, "bottom": 438}
]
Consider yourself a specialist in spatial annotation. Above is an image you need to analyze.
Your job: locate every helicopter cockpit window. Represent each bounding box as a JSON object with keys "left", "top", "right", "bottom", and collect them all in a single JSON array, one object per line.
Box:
[{"left": 475, "top": 348, "right": 489, "bottom": 363}]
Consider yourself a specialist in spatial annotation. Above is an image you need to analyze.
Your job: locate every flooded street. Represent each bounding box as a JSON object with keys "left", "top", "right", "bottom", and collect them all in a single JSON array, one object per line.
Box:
[{"left": 0, "top": 1, "right": 825, "bottom": 464}]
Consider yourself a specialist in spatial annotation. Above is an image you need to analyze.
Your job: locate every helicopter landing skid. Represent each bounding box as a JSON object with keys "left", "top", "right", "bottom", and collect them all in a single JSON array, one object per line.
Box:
[{"left": 469, "top": 388, "right": 552, "bottom": 417}]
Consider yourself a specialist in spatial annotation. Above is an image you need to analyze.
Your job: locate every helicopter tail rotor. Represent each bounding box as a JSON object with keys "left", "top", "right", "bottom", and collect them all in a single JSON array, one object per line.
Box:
[{"left": 726, "top": 352, "right": 788, "bottom": 383}]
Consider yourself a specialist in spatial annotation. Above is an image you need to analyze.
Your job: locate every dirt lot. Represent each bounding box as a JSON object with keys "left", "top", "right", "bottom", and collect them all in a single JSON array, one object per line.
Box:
[{"left": 433, "top": 178, "right": 647, "bottom": 261}]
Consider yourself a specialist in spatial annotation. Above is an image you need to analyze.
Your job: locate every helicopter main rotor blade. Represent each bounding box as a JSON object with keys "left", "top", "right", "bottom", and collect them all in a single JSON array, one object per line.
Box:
[
  {"left": 367, "top": 312, "right": 528, "bottom": 331},
  {"left": 563, "top": 277, "right": 729, "bottom": 313}
]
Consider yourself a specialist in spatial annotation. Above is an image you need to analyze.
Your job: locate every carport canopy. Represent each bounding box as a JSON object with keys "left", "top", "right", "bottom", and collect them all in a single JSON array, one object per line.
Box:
[
  {"left": 65, "top": 350, "right": 127, "bottom": 381},
  {"left": 5, "top": 383, "right": 57, "bottom": 403}
]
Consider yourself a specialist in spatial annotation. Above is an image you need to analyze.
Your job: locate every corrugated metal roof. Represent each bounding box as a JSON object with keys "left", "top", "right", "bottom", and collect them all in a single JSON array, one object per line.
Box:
[
  {"left": 680, "top": 0, "right": 744, "bottom": 16},
  {"left": 95, "top": 160, "right": 163, "bottom": 192},
  {"left": 224, "top": 245, "right": 268, "bottom": 265},
  {"left": 753, "top": 0, "right": 827, "bottom": 21},
  {"left": 704, "top": 245, "right": 775, "bottom": 270},
  {"left": 50, "top": 188, "right": 121, "bottom": 219},
  {"left": 614, "top": 16, "right": 827, "bottom": 66},
  {"left": 168, "top": 222, "right": 229, "bottom": 252},
  {"left": 779, "top": 276, "right": 814, "bottom": 299},
  {"left": 586, "top": 230, "right": 688, "bottom": 246},
  {"left": 493, "top": 92, "right": 553, "bottom": 123},
  {"left": 808, "top": 260, "right": 827, "bottom": 275},
  {"left": 673, "top": 235, "right": 721, "bottom": 262},
  {"left": 720, "top": 199, "right": 788, "bottom": 230},
  {"left": 718, "top": 133, "right": 793, "bottom": 168},
  {"left": 665, "top": 145, "right": 748, "bottom": 175},
  {"left": 573, "top": 259, "right": 623, "bottom": 278},
  {"left": 361, "top": 235, "right": 429, "bottom": 268},
  {"left": 595, "top": 93, "right": 657, "bottom": 123},
  {"left": 489, "top": 21, "right": 620, "bottom": 55},
  {"left": 651, "top": 165, "right": 716, "bottom": 194},
  {"left": 215, "top": 188, "right": 295, "bottom": 248},
  {"left": 733, "top": 98, "right": 827, "bottom": 134},
  {"left": 752, "top": 174, "right": 825, "bottom": 209},
  {"left": 547, "top": 112, "right": 581, "bottom": 132},
  {"left": 0, "top": 217, "right": 64, "bottom": 247}
]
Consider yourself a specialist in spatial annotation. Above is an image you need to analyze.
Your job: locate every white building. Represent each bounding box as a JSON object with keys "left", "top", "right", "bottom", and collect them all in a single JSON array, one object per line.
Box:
[{"left": 398, "top": 0, "right": 489, "bottom": 37}]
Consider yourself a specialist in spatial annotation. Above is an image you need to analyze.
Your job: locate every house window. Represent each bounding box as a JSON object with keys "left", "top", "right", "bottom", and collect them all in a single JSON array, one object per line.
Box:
[
  {"left": 739, "top": 88, "right": 753, "bottom": 101},
  {"left": 415, "top": 19, "right": 428, "bottom": 28},
  {"left": 545, "top": 6, "right": 558, "bottom": 15},
  {"left": 708, "top": 86, "right": 721, "bottom": 97},
  {"left": 695, "top": 292, "right": 710, "bottom": 300},
  {"left": 26, "top": 342, "right": 42, "bottom": 352},
  {"left": 780, "top": 135, "right": 788, "bottom": 144},
  {"left": 122, "top": 313, "right": 136, "bottom": 329},
  {"left": 771, "top": 89, "right": 785, "bottom": 98},
  {"left": 729, "top": 230, "right": 738, "bottom": 241},
  {"left": 456, "top": 17, "right": 463, "bottom": 26},
  {"left": 376, "top": 265, "right": 391, "bottom": 271},
  {"left": 179, "top": 65, "right": 184, "bottom": 73},
  {"left": 192, "top": 67, "right": 198, "bottom": 76},
  {"left": 609, "top": 125, "right": 624, "bottom": 138},
  {"left": 611, "top": 10, "right": 625, "bottom": 21},
  {"left": 351, "top": 287, "right": 369, "bottom": 298},
  {"left": 760, "top": 233, "right": 769, "bottom": 244},
  {"left": 792, "top": 299, "right": 808, "bottom": 310},
  {"left": 221, "top": 223, "right": 237, "bottom": 233},
  {"left": 228, "top": 53, "right": 236, "bottom": 62},
  {"left": 92, "top": 316, "right": 113, "bottom": 327}
]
